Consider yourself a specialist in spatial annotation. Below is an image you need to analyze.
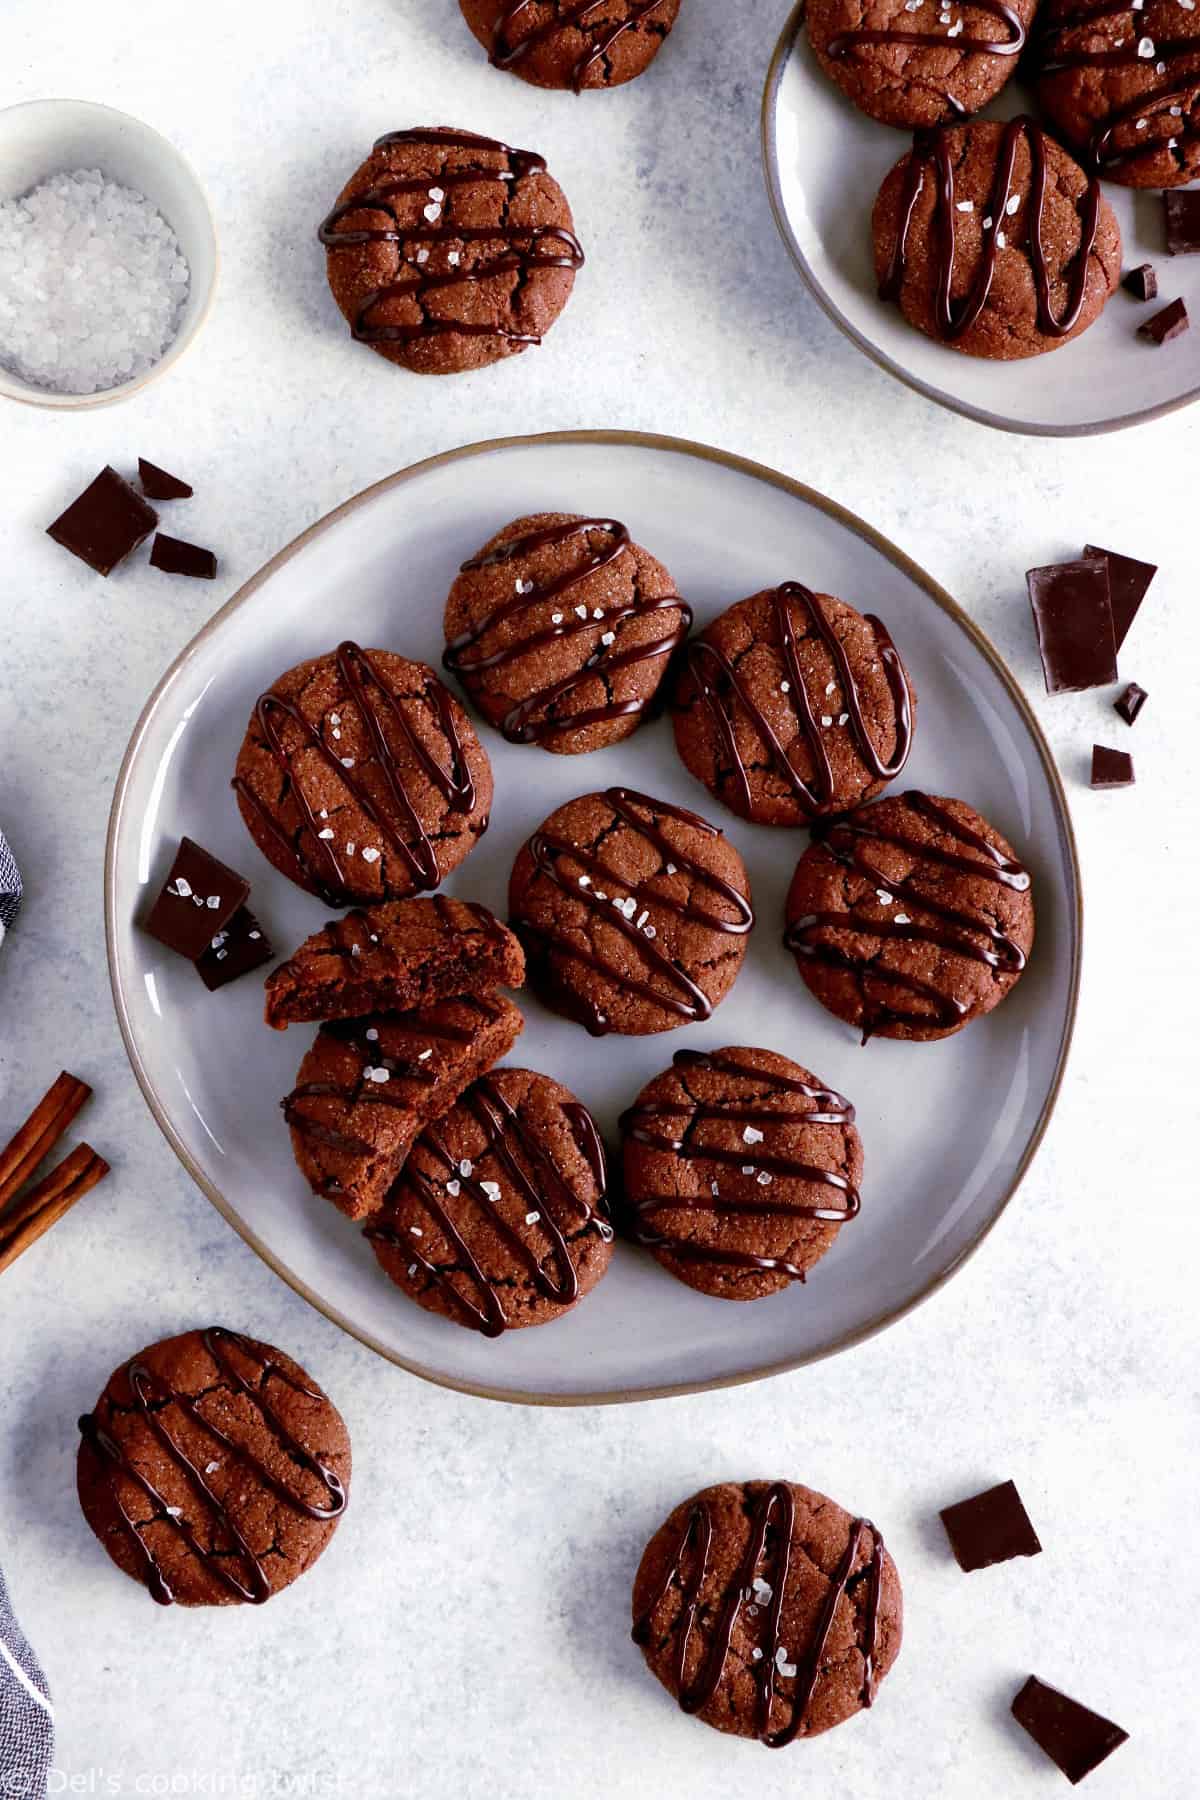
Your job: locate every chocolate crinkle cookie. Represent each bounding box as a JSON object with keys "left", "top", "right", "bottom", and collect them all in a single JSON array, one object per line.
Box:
[
  {"left": 233, "top": 643, "right": 493, "bottom": 907},
  {"left": 443, "top": 513, "right": 690, "bottom": 753},
  {"left": 671, "top": 583, "right": 915, "bottom": 827},
  {"left": 784, "top": 791, "right": 1035, "bottom": 1042},
  {"left": 619, "top": 1047, "right": 863, "bottom": 1299},
  {"left": 509, "top": 787, "right": 754, "bottom": 1036},
  {"left": 286, "top": 993, "right": 524, "bottom": 1219},
  {"left": 319, "top": 127, "right": 582, "bottom": 375},
  {"left": 632, "top": 1480, "right": 903, "bottom": 1745},
  {"left": 76, "top": 1329, "right": 350, "bottom": 1608},
  {"left": 873, "top": 117, "right": 1122, "bottom": 359},
  {"left": 459, "top": 0, "right": 683, "bottom": 91},
  {"left": 366, "top": 1066, "right": 613, "bottom": 1333},
  {"left": 1034, "top": 0, "right": 1200, "bottom": 188},
  {"left": 807, "top": 0, "right": 1036, "bottom": 129}
]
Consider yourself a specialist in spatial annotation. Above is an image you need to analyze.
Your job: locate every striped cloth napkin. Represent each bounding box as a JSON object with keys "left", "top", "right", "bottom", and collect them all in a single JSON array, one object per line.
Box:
[
  {"left": 0, "top": 830, "right": 20, "bottom": 952},
  {"left": 0, "top": 1561, "right": 52, "bottom": 1796}
]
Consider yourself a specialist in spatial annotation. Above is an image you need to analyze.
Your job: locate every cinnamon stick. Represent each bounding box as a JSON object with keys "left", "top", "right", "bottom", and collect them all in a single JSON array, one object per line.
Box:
[
  {"left": 0, "top": 1143, "right": 109, "bottom": 1276},
  {"left": 0, "top": 1071, "right": 92, "bottom": 1210}
]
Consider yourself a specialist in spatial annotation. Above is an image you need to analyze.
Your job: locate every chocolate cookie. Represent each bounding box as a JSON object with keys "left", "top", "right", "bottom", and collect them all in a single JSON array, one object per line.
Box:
[
  {"left": 319, "top": 127, "right": 582, "bottom": 375},
  {"left": 784, "top": 792, "right": 1035, "bottom": 1042},
  {"left": 366, "top": 1066, "right": 612, "bottom": 1332},
  {"left": 264, "top": 897, "right": 523, "bottom": 1030},
  {"left": 508, "top": 787, "right": 754, "bottom": 1036},
  {"left": 807, "top": 0, "right": 1035, "bottom": 129},
  {"left": 619, "top": 1047, "right": 862, "bottom": 1299},
  {"left": 76, "top": 1329, "right": 350, "bottom": 1608},
  {"left": 671, "top": 584, "right": 915, "bottom": 828},
  {"left": 873, "top": 118, "right": 1122, "bottom": 359},
  {"left": 285, "top": 993, "right": 524, "bottom": 1219},
  {"left": 459, "top": 0, "right": 682, "bottom": 90},
  {"left": 632, "top": 1480, "right": 903, "bottom": 1745},
  {"left": 443, "top": 513, "right": 690, "bottom": 754},
  {"left": 234, "top": 642, "right": 492, "bottom": 907},
  {"left": 1035, "top": 0, "right": 1200, "bottom": 187}
]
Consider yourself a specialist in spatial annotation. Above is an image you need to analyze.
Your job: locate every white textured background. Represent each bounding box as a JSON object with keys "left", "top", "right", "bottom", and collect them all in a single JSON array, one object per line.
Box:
[{"left": 2, "top": 1, "right": 1199, "bottom": 1795}]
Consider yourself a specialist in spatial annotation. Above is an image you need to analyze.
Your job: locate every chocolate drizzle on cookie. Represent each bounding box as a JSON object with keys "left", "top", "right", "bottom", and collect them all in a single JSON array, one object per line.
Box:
[
  {"left": 827, "top": 0, "right": 1026, "bottom": 60},
  {"left": 77, "top": 1329, "right": 346, "bottom": 1607},
  {"left": 318, "top": 128, "right": 584, "bottom": 347},
  {"left": 685, "top": 583, "right": 913, "bottom": 820},
  {"left": 1035, "top": 3, "right": 1200, "bottom": 171},
  {"left": 879, "top": 116, "right": 1103, "bottom": 340},
  {"left": 632, "top": 1484, "right": 886, "bottom": 1747},
  {"left": 488, "top": 1, "right": 673, "bottom": 91},
  {"left": 366, "top": 1077, "right": 611, "bottom": 1336},
  {"left": 514, "top": 788, "right": 754, "bottom": 1035},
  {"left": 620, "top": 1049, "right": 860, "bottom": 1279},
  {"left": 283, "top": 995, "right": 509, "bottom": 1160},
  {"left": 233, "top": 642, "right": 478, "bottom": 906},
  {"left": 785, "top": 792, "right": 1030, "bottom": 1039},
  {"left": 445, "top": 518, "right": 692, "bottom": 745}
]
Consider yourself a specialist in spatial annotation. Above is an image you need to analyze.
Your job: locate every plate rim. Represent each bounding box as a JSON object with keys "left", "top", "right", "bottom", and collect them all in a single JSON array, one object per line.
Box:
[
  {"left": 760, "top": 0, "right": 1200, "bottom": 441},
  {"left": 104, "top": 427, "right": 1083, "bottom": 1407}
]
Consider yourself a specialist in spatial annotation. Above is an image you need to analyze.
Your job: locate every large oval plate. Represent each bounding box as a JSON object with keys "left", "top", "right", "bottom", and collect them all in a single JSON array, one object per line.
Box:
[
  {"left": 762, "top": 1, "right": 1200, "bottom": 437},
  {"left": 106, "top": 431, "right": 1080, "bottom": 1403}
]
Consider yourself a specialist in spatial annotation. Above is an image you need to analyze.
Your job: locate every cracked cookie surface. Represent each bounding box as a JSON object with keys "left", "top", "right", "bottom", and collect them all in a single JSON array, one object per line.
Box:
[
  {"left": 671, "top": 585, "right": 915, "bottom": 827},
  {"left": 806, "top": 0, "right": 1036, "bottom": 129},
  {"left": 872, "top": 119, "right": 1122, "bottom": 359},
  {"left": 508, "top": 787, "right": 754, "bottom": 1035},
  {"left": 76, "top": 1328, "right": 351, "bottom": 1607},
  {"left": 366, "top": 1065, "right": 612, "bottom": 1331},
  {"left": 632, "top": 1479, "right": 902, "bottom": 1744},
  {"left": 619, "top": 1046, "right": 863, "bottom": 1298},
  {"left": 784, "top": 790, "right": 1035, "bottom": 1041},
  {"left": 234, "top": 647, "right": 493, "bottom": 906},
  {"left": 321, "top": 127, "right": 581, "bottom": 375},
  {"left": 458, "top": 0, "right": 682, "bottom": 90},
  {"left": 443, "top": 512, "right": 689, "bottom": 754}
]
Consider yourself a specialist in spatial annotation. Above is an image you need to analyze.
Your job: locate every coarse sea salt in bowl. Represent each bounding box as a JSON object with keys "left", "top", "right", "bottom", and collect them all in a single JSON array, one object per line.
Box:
[{"left": 0, "top": 99, "right": 218, "bottom": 409}]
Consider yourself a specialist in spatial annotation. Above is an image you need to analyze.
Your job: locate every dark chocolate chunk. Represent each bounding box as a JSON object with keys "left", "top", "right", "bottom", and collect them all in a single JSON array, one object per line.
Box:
[
  {"left": 1164, "top": 190, "right": 1200, "bottom": 256},
  {"left": 1011, "top": 1676, "right": 1128, "bottom": 1784},
  {"left": 1121, "top": 262, "right": 1157, "bottom": 302},
  {"left": 1114, "top": 682, "right": 1148, "bottom": 727},
  {"left": 1082, "top": 545, "right": 1156, "bottom": 652},
  {"left": 1138, "top": 298, "right": 1189, "bottom": 345},
  {"left": 1091, "top": 745, "right": 1134, "bottom": 789},
  {"left": 138, "top": 458, "right": 193, "bottom": 501},
  {"left": 195, "top": 907, "right": 273, "bottom": 990},
  {"left": 46, "top": 467, "right": 157, "bottom": 577},
  {"left": 143, "top": 838, "right": 251, "bottom": 961},
  {"left": 150, "top": 533, "right": 217, "bottom": 580},
  {"left": 1026, "top": 556, "right": 1117, "bottom": 695},
  {"left": 939, "top": 1479, "right": 1042, "bottom": 1572}
]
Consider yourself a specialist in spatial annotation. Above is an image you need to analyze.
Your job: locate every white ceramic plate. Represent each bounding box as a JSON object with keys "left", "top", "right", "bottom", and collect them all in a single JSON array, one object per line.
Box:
[
  {"left": 762, "top": 2, "right": 1200, "bottom": 436},
  {"left": 106, "top": 431, "right": 1080, "bottom": 1404}
]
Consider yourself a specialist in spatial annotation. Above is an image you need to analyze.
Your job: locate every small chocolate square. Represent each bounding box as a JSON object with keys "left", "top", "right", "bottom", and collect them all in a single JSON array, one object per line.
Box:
[
  {"left": 1138, "top": 298, "right": 1189, "bottom": 345},
  {"left": 1012, "top": 1676, "right": 1128, "bottom": 1784},
  {"left": 46, "top": 466, "right": 157, "bottom": 576},
  {"left": 143, "top": 838, "right": 251, "bottom": 961},
  {"left": 1091, "top": 745, "right": 1134, "bottom": 789},
  {"left": 196, "top": 907, "right": 274, "bottom": 990},
  {"left": 1027, "top": 556, "right": 1117, "bottom": 695},
  {"left": 138, "top": 457, "right": 193, "bottom": 501},
  {"left": 1164, "top": 190, "right": 1200, "bottom": 256},
  {"left": 150, "top": 533, "right": 218, "bottom": 580},
  {"left": 939, "top": 1479, "right": 1042, "bottom": 1572},
  {"left": 1122, "top": 262, "right": 1157, "bottom": 302},
  {"left": 1114, "top": 682, "right": 1148, "bottom": 727},
  {"left": 1082, "top": 545, "right": 1156, "bottom": 651}
]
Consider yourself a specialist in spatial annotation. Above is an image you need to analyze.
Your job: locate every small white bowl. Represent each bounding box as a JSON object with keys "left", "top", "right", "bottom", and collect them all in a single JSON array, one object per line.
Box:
[{"left": 0, "top": 98, "right": 218, "bottom": 410}]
